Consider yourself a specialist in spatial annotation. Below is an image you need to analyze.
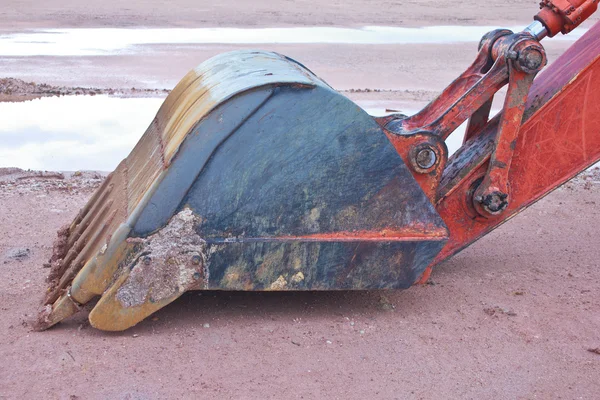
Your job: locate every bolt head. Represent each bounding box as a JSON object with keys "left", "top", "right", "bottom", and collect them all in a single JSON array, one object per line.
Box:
[
  {"left": 416, "top": 148, "right": 437, "bottom": 170},
  {"left": 515, "top": 45, "right": 546, "bottom": 74},
  {"left": 479, "top": 191, "right": 509, "bottom": 214},
  {"left": 521, "top": 49, "right": 543, "bottom": 70}
]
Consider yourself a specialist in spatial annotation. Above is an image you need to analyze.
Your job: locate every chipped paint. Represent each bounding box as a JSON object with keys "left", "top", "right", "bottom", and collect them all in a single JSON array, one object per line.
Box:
[
  {"left": 291, "top": 271, "right": 305, "bottom": 284},
  {"left": 269, "top": 275, "right": 288, "bottom": 290}
]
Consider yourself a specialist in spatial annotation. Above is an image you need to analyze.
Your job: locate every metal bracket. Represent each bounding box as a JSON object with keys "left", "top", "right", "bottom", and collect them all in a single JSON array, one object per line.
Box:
[
  {"left": 472, "top": 37, "right": 547, "bottom": 216},
  {"left": 390, "top": 29, "right": 547, "bottom": 216},
  {"left": 399, "top": 29, "right": 513, "bottom": 140}
]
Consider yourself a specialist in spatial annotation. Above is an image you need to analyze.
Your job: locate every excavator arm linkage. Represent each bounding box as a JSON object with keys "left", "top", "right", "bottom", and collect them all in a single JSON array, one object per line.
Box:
[
  {"left": 38, "top": 2, "right": 600, "bottom": 331},
  {"left": 384, "top": 1, "right": 600, "bottom": 282}
]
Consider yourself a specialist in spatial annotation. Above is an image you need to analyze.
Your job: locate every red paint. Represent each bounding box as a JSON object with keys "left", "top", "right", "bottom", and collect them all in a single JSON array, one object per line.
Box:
[
  {"left": 535, "top": 0, "right": 597, "bottom": 37},
  {"left": 382, "top": 20, "right": 600, "bottom": 283},
  {"left": 432, "top": 22, "right": 600, "bottom": 267},
  {"left": 273, "top": 226, "right": 449, "bottom": 242}
]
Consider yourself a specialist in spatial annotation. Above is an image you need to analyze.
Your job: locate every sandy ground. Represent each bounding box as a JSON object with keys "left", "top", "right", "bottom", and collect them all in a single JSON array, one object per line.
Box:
[
  {"left": 0, "top": 0, "right": 575, "bottom": 30},
  {"left": 0, "top": 169, "right": 598, "bottom": 399},
  {"left": 1, "top": 0, "right": 599, "bottom": 398}
]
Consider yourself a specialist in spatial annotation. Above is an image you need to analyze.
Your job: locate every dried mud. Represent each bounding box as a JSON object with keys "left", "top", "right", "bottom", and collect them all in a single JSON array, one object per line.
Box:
[
  {"left": 117, "top": 209, "right": 208, "bottom": 308},
  {"left": 0, "top": 168, "right": 105, "bottom": 195}
]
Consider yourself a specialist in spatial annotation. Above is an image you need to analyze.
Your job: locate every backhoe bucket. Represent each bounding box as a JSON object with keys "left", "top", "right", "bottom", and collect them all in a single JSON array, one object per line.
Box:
[{"left": 38, "top": 51, "right": 448, "bottom": 331}]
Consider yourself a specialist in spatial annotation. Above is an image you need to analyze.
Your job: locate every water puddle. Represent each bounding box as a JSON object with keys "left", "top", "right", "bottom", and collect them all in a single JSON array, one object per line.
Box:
[
  {"left": 0, "top": 96, "right": 164, "bottom": 171},
  {"left": 0, "top": 95, "right": 471, "bottom": 171},
  {"left": 0, "top": 26, "right": 584, "bottom": 56}
]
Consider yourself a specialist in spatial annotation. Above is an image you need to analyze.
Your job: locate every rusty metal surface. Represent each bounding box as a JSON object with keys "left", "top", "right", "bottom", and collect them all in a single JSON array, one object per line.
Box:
[
  {"left": 40, "top": 50, "right": 448, "bottom": 331},
  {"left": 472, "top": 37, "right": 546, "bottom": 216},
  {"left": 85, "top": 77, "right": 449, "bottom": 330},
  {"left": 383, "top": 20, "right": 599, "bottom": 284},
  {"left": 430, "top": 21, "right": 600, "bottom": 269},
  {"left": 535, "top": 0, "right": 597, "bottom": 37},
  {"left": 399, "top": 29, "right": 512, "bottom": 140},
  {"left": 377, "top": 117, "right": 449, "bottom": 203},
  {"left": 38, "top": 51, "right": 330, "bottom": 329},
  {"left": 44, "top": 51, "right": 323, "bottom": 300},
  {"left": 524, "top": 19, "right": 600, "bottom": 119}
]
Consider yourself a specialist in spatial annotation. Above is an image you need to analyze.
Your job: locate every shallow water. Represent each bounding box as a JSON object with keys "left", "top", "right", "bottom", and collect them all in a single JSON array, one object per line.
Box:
[
  {"left": 0, "top": 26, "right": 584, "bottom": 56},
  {"left": 0, "top": 96, "right": 164, "bottom": 171},
  {"left": 0, "top": 95, "right": 470, "bottom": 171}
]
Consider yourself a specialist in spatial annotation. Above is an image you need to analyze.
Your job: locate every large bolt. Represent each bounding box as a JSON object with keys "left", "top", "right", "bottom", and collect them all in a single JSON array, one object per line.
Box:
[
  {"left": 519, "top": 48, "right": 544, "bottom": 71},
  {"left": 409, "top": 141, "right": 442, "bottom": 174},
  {"left": 474, "top": 191, "right": 509, "bottom": 215},
  {"left": 416, "top": 147, "right": 437, "bottom": 170},
  {"left": 513, "top": 43, "right": 546, "bottom": 74}
]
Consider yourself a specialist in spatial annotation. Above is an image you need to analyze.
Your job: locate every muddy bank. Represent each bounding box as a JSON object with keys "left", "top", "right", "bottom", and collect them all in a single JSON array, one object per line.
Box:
[
  {"left": 0, "top": 77, "right": 441, "bottom": 108},
  {"left": 0, "top": 40, "right": 575, "bottom": 94},
  {"left": 0, "top": 78, "right": 169, "bottom": 102},
  {"left": 1, "top": 166, "right": 597, "bottom": 193},
  {"left": 0, "top": 168, "right": 105, "bottom": 194}
]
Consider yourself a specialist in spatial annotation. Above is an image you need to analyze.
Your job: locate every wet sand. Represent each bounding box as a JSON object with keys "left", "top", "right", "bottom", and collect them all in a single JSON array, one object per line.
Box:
[{"left": 1, "top": 0, "right": 599, "bottom": 399}]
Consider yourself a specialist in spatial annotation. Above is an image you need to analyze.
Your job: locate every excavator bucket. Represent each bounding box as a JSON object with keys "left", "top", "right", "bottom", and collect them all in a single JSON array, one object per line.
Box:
[
  {"left": 37, "top": 1, "right": 600, "bottom": 332},
  {"left": 38, "top": 51, "right": 449, "bottom": 331}
]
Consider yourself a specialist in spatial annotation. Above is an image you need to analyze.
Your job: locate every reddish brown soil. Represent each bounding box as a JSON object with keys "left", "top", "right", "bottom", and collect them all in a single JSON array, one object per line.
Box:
[
  {"left": 1, "top": 1, "right": 600, "bottom": 397},
  {"left": 0, "top": 0, "right": 564, "bottom": 30},
  {"left": 0, "top": 169, "right": 599, "bottom": 398}
]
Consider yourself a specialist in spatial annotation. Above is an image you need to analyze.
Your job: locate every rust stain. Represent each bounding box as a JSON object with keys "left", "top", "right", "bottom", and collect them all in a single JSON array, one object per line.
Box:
[{"left": 275, "top": 227, "right": 448, "bottom": 241}]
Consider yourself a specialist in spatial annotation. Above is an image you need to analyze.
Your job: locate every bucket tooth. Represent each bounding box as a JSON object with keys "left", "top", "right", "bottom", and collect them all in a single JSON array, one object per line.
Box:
[
  {"left": 89, "top": 209, "right": 207, "bottom": 331},
  {"left": 35, "top": 290, "right": 82, "bottom": 331}
]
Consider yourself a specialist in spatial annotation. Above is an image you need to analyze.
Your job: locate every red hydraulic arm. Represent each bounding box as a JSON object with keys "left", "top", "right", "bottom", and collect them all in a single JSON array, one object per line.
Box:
[
  {"left": 535, "top": 0, "right": 598, "bottom": 37},
  {"left": 376, "top": 5, "right": 600, "bottom": 283}
]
